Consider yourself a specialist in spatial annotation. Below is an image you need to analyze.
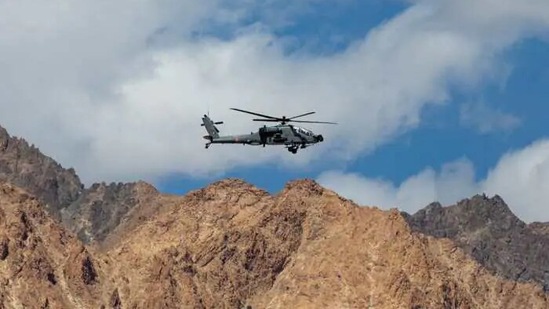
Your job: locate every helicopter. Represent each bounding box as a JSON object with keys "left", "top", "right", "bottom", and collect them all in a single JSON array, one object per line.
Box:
[{"left": 201, "top": 108, "right": 337, "bottom": 154}]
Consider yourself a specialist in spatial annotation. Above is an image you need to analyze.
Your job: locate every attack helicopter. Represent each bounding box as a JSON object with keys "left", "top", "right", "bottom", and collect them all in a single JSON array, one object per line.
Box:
[{"left": 201, "top": 108, "right": 336, "bottom": 154}]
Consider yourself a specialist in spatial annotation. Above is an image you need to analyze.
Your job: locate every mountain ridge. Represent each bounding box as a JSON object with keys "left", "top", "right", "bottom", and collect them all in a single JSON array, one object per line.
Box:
[
  {"left": 0, "top": 126, "right": 83, "bottom": 220},
  {"left": 2, "top": 177, "right": 548, "bottom": 308},
  {"left": 404, "top": 194, "right": 549, "bottom": 291},
  {"left": 63, "top": 179, "right": 549, "bottom": 308},
  {"left": 0, "top": 125, "right": 152, "bottom": 244},
  {"left": 2, "top": 123, "right": 549, "bottom": 307}
]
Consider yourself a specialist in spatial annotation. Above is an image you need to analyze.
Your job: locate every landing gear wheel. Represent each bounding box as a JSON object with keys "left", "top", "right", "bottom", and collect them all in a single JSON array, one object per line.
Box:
[{"left": 288, "top": 146, "right": 298, "bottom": 154}]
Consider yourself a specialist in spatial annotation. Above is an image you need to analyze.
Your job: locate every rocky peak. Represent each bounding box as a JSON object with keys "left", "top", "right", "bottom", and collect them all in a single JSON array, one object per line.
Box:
[
  {"left": 457, "top": 194, "right": 520, "bottom": 225},
  {"left": 185, "top": 178, "right": 271, "bottom": 207},
  {"left": 0, "top": 125, "right": 83, "bottom": 221},
  {"left": 0, "top": 125, "right": 161, "bottom": 244},
  {"left": 529, "top": 222, "right": 549, "bottom": 236},
  {"left": 207, "top": 177, "right": 255, "bottom": 189},
  {"left": 405, "top": 194, "right": 549, "bottom": 291},
  {"left": 132, "top": 180, "right": 159, "bottom": 195},
  {"left": 406, "top": 194, "right": 524, "bottom": 238},
  {"left": 61, "top": 180, "right": 160, "bottom": 243},
  {"left": 282, "top": 178, "right": 325, "bottom": 193}
]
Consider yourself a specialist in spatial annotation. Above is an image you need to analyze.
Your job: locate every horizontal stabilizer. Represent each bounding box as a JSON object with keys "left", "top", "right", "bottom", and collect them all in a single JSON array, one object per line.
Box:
[
  {"left": 201, "top": 121, "right": 223, "bottom": 126},
  {"left": 201, "top": 114, "right": 221, "bottom": 138}
]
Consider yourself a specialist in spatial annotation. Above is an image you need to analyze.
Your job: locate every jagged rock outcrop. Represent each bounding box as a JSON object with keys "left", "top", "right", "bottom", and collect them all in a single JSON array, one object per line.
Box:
[
  {"left": 404, "top": 194, "right": 549, "bottom": 292},
  {"left": 0, "top": 126, "right": 83, "bottom": 221},
  {"left": 0, "top": 182, "right": 112, "bottom": 308},
  {"left": 61, "top": 181, "right": 159, "bottom": 243},
  {"left": 530, "top": 222, "right": 549, "bottom": 237},
  {"left": 0, "top": 125, "right": 155, "bottom": 243}
]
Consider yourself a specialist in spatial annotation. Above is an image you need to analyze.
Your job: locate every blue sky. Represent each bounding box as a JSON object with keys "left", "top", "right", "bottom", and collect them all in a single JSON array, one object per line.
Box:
[
  {"left": 1, "top": 0, "right": 548, "bottom": 222},
  {"left": 156, "top": 0, "right": 413, "bottom": 193},
  {"left": 349, "top": 38, "right": 549, "bottom": 184},
  {"left": 158, "top": 2, "right": 549, "bottom": 202},
  {"left": 158, "top": 36, "right": 548, "bottom": 196}
]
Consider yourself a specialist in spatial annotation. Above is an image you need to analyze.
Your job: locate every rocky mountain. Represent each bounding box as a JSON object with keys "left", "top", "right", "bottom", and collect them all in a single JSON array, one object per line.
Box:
[
  {"left": 61, "top": 181, "right": 159, "bottom": 243},
  {"left": 2, "top": 123, "right": 549, "bottom": 307},
  {"left": 0, "top": 125, "right": 148, "bottom": 243},
  {"left": 1, "top": 174, "right": 548, "bottom": 307},
  {"left": 94, "top": 179, "right": 548, "bottom": 308},
  {"left": 0, "top": 181, "right": 112, "bottom": 308},
  {"left": 0, "top": 126, "right": 83, "bottom": 221},
  {"left": 403, "top": 194, "right": 549, "bottom": 292}
]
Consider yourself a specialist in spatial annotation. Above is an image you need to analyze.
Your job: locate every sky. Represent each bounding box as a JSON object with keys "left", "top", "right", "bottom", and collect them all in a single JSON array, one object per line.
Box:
[{"left": 1, "top": 0, "right": 548, "bottom": 222}]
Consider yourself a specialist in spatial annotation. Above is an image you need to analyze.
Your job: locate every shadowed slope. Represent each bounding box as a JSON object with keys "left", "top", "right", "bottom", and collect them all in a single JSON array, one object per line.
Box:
[
  {"left": 0, "top": 125, "right": 157, "bottom": 244},
  {"left": 404, "top": 195, "right": 549, "bottom": 291},
  {"left": 0, "top": 126, "right": 82, "bottom": 220}
]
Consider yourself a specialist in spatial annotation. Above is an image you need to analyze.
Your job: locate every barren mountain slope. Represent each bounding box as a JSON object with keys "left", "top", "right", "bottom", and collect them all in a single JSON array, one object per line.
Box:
[
  {"left": 0, "top": 125, "right": 156, "bottom": 243},
  {"left": 0, "top": 126, "right": 82, "bottom": 221},
  {"left": 404, "top": 195, "right": 549, "bottom": 291},
  {"left": 61, "top": 181, "right": 159, "bottom": 243},
  {"left": 100, "top": 179, "right": 549, "bottom": 309},
  {"left": 0, "top": 181, "right": 113, "bottom": 308}
]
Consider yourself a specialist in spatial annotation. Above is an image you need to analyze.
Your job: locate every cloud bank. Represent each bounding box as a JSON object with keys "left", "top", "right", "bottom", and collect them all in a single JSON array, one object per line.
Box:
[
  {"left": 460, "top": 101, "right": 522, "bottom": 134},
  {"left": 1, "top": 0, "right": 548, "bottom": 183},
  {"left": 317, "top": 138, "right": 549, "bottom": 223}
]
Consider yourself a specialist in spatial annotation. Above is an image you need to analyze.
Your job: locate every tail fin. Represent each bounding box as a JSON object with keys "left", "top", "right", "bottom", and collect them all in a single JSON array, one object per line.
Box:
[{"left": 201, "top": 114, "right": 222, "bottom": 139}]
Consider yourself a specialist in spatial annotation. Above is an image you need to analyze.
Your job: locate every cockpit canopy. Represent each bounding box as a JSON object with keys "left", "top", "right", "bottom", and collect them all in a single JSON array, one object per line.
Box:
[{"left": 295, "top": 126, "right": 314, "bottom": 136}]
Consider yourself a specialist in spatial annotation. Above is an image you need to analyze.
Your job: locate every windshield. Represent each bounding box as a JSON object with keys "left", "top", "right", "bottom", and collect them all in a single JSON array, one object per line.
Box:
[{"left": 296, "top": 126, "right": 313, "bottom": 136}]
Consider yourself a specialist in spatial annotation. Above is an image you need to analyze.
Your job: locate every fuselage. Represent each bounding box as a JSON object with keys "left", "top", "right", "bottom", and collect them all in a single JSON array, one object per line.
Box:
[{"left": 209, "top": 124, "right": 323, "bottom": 147}]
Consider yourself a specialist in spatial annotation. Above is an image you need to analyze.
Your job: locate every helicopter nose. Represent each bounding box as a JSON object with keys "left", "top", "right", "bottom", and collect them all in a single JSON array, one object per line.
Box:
[{"left": 316, "top": 134, "right": 324, "bottom": 142}]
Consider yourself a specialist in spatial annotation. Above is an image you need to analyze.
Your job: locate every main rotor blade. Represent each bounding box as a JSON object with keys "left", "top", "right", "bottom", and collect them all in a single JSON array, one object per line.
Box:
[
  {"left": 289, "top": 111, "right": 315, "bottom": 119},
  {"left": 252, "top": 118, "right": 280, "bottom": 122},
  {"left": 230, "top": 108, "right": 279, "bottom": 120},
  {"left": 290, "top": 120, "right": 338, "bottom": 124}
]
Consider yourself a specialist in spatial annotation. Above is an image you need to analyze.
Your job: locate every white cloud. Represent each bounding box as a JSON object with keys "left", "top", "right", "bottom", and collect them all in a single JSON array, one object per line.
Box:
[
  {"left": 0, "top": 0, "right": 549, "bottom": 184},
  {"left": 317, "top": 138, "right": 549, "bottom": 223},
  {"left": 460, "top": 101, "right": 522, "bottom": 134},
  {"left": 482, "top": 139, "right": 549, "bottom": 223},
  {"left": 316, "top": 158, "right": 478, "bottom": 211}
]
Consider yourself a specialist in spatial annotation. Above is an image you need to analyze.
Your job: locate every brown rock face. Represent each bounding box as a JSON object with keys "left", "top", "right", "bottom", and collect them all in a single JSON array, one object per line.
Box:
[
  {"left": 0, "top": 125, "right": 156, "bottom": 244},
  {"left": 0, "top": 177, "right": 548, "bottom": 308},
  {"left": 61, "top": 181, "right": 159, "bottom": 243},
  {"left": 0, "top": 126, "right": 83, "bottom": 220},
  {"left": 0, "top": 182, "right": 111, "bottom": 308},
  {"left": 404, "top": 195, "right": 549, "bottom": 292},
  {"left": 97, "top": 179, "right": 548, "bottom": 308}
]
